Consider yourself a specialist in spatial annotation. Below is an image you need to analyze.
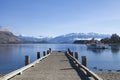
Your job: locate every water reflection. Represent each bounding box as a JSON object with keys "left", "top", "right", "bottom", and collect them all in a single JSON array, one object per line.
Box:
[
  {"left": 0, "top": 44, "right": 18, "bottom": 54},
  {"left": 110, "top": 44, "right": 120, "bottom": 53},
  {"left": 87, "top": 48, "right": 105, "bottom": 53}
]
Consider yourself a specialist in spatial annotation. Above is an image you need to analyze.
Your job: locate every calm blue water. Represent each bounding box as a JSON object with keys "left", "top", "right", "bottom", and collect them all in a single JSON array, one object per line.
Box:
[{"left": 0, "top": 44, "right": 120, "bottom": 74}]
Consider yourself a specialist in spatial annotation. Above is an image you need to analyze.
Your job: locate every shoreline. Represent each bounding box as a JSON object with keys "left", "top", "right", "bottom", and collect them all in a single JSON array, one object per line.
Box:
[{"left": 95, "top": 71, "right": 120, "bottom": 80}]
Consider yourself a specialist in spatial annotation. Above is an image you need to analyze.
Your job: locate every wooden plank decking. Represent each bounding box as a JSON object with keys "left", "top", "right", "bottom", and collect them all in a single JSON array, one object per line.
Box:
[{"left": 9, "top": 51, "right": 91, "bottom": 80}]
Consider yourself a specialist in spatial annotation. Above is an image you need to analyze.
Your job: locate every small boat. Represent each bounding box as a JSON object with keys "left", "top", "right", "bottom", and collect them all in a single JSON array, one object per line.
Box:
[{"left": 86, "top": 42, "right": 109, "bottom": 49}]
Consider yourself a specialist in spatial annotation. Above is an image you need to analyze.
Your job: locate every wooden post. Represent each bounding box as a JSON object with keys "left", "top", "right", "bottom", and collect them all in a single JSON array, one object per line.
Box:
[
  {"left": 25, "top": 55, "right": 30, "bottom": 66},
  {"left": 49, "top": 48, "right": 51, "bottom": 53},
  {"left": 68, "top": 48, "right": 71, "bottom": 54},
  {"left": 43, "top": 51, "right": 46, "bottom": 56},
  {"left": 69, "top": 52, "right": 71, "bottom": 55},
  {"left": 47, "top": 50, "right": 49, "bottom": 55},
  {"left": 82, "top": 56, "right": 87, "bottom": 67},
  {"left": 37, "top": 52, "right": 40, "bottom": 59},
  {"left": 71, "top": 52, "right": 73, "bottom": 56},
  {"left": 75, "top": 52, "right": 78, "bottom": 60}
]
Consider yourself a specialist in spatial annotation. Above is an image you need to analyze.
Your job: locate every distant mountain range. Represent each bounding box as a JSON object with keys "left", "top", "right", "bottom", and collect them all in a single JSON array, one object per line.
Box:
[
  {"left": 0, "top": 31, "right": 110, "bottom": 44},
  {"left": 17, "top": 35, "right": 51, "bottom": 43},
  {"left": 17, "top": 33, "right": 110, "bottom": 43}
]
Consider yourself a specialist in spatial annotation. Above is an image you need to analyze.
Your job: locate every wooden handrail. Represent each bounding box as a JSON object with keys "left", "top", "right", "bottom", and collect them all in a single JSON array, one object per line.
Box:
[
  {"left": 67, "top": 51, "right": 103, "bottom": 80},
  {"left": 0, "top": 53, "right": 50, "bottom": 80}
]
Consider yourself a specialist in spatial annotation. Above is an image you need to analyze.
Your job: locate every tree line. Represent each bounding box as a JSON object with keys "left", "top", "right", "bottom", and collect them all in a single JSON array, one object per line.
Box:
[{"left": 101, "top": 34, "right": 120, "bottom": 43}]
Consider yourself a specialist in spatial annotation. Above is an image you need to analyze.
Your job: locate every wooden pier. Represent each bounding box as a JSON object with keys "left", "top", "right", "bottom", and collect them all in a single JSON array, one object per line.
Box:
[{"left": 0, "top": 49, "right": 103, "bottom": 80}]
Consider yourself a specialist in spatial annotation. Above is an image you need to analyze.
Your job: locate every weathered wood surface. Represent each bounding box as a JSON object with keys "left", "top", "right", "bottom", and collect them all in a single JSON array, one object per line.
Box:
[
  {"left": 0, "top": 54, "right": 50, "bottom": 80},
  {"left": 9, "top": 51, "right": 91, "bottom": 80}
]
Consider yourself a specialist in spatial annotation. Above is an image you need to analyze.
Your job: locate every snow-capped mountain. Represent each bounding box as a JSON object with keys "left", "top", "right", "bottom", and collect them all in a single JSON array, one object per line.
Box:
[
  {"left": 49, "top": 33, "right": 110, "bottom": 43},
  {"left": 17, "top": 33, "right": 110, "bottom": 43},
  {"left": 17, "top": 35, "right": 51, "bottom": 43}
]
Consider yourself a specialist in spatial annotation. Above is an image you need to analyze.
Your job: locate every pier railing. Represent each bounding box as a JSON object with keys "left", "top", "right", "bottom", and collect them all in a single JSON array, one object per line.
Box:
[
  {"left": 0, "top": 49, "right": 51, "bottom": 80},
  {"left": 67, "top": 48, "right": 103, "bottom": 80}
]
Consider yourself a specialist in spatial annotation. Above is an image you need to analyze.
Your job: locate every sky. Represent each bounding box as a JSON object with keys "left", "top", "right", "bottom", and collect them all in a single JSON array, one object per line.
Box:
[{"left": 0, "top": 0, "right": 120, "bottom": 37}]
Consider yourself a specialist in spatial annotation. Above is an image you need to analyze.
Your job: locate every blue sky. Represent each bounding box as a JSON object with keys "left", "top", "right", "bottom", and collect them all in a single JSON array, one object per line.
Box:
[{"left": 0, "top": 0, "right": 120, "bottom": 37}]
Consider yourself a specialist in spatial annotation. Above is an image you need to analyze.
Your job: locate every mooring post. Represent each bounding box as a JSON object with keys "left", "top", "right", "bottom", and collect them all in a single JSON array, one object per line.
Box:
[
  {"left": 49, "top": 48, "right": 51, "bottom": 53},
  {"left": 68, "top": 48, "right": 71, "bottom": 54},
  {"left": 82, "top": 56, "right": 87, "bottom": 67},
  {"left": 25, "top": 55, "right": 30, "bottom": 66},
  {"left": 37, "top": 52, "right": 40, "bottom": 59},
  {"left": 71, "top": 52, "right": 73, "bottom": 56},
  {"left": 75, "top": 52, "right": 78, "bottom": 60},
  {"left": 43, "top": 51, "right": 46, "bottom": 56},
  {"left": 47, "top": 50, "right": 49, "bottom": 55}
]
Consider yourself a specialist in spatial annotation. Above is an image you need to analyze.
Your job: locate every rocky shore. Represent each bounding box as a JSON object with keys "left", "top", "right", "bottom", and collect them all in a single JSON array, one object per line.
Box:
[{"left": 95, "top": 71, "right": 120, "bottom": 80}]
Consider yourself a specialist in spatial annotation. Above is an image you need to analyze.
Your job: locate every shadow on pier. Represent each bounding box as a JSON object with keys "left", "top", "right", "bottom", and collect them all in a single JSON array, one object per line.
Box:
[{"left": 65, "top": 53, "right": 90, "bottom": 80}]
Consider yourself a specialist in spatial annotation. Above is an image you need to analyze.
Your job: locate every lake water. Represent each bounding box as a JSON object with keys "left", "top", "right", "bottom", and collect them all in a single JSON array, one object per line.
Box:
[{"left": 0, "top": 44, "right": 120, "bottom": 74}]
